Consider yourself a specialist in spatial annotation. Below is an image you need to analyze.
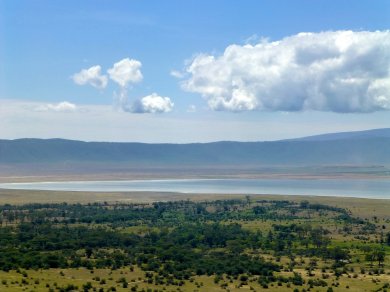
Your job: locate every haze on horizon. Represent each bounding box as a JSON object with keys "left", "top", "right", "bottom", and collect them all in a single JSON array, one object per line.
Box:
[{"left": 1, "top": 1, "right": 390, "bottom": 143}]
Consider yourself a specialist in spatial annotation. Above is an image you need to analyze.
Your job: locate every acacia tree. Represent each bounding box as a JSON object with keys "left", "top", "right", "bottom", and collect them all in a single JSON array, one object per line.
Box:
[
  {"left": 375, "top": 249, "right": 386, "bottom": 268},
  {"left": 311, "top": 228, "right": 330, "bottom": 249},
  {"left": 365, "top": 252, "right": 375, "bottom": 268}
]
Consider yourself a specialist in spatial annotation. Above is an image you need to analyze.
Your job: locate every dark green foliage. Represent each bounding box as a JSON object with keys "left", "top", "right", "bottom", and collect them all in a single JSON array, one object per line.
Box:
[
  {"left": 0, "top": 198, "right": 378, "bottom": 286},
  {"left": 308, "top": 278, "right": 327, "bottom": 287}
]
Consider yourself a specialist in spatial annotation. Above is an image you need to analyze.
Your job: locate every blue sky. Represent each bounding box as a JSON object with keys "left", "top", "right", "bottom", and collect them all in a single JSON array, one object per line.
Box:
[{"left": 1, "top": 1, "right": 390, "bottom": 142}]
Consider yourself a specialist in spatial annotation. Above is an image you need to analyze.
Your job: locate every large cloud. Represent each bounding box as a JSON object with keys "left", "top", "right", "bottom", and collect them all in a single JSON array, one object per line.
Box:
[
  {"left": 72, "top": 65, "right": 108, "bottom": 89},
  {"left": 107, "top": 58, "right": 143, "bottom": 87},
  {"left": 182, "top": 30, "right": 390, "bottom": 113},
  {"left": 132, "top": 93, "right": 174, "bottom": 113}
]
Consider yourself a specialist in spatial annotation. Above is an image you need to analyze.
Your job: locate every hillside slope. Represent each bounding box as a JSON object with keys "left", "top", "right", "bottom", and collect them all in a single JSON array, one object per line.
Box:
[{"left": 1, "top": 128, "right": 389, "bottom": 166}]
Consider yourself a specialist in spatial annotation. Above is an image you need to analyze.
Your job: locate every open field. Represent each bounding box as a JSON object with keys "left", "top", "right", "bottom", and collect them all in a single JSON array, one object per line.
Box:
[
  {"left": 0, "top": 188, "right": 191, "bottom": 204},
  {"left": 1, "top": 164, "right": 389, "bottom": 183}
]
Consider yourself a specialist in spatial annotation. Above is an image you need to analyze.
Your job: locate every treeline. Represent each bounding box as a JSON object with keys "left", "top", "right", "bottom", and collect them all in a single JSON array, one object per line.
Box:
[
  {"left": 0, "top": 199, "right": 351, "bottom": 226},
  {"left": 1, "top": 200, "right": 269, "bottom": 225}
]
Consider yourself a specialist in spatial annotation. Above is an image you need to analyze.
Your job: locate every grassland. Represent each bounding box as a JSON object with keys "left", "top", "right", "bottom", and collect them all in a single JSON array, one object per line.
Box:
[
  {"left": 0, "top": 189, "right": 389, "bottom": 291},
  {"left": 0, "top": 265, "right": 389, "bottom": 292},
  {"left": 1, "top": 188, "right": 389, "bottom": 219}
]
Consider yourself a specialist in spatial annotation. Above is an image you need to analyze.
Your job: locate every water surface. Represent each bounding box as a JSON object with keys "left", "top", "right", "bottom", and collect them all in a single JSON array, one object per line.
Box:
[{"left": 0, "top": 178, "right": 389, "bottom": 199}]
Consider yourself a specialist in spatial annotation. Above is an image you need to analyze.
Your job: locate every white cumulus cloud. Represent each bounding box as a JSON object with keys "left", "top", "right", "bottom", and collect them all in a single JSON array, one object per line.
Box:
[
  {"left": 34, "top": 101, "right": 77, "bottom": 113},
  {"left": 72, "top": 58, "right": 173, "bottom": 114},
  {"left": 72, "top": 65, "right": 108, "bottom": 89},
  {"left": 182, "top": 30, "right": 390, "bottom": 113},
  {"left": 108, "top": 58, "right": 143, "bottom": 87},
  {"left": 132, "top": 93, "right": 174, "bottom": 113}
]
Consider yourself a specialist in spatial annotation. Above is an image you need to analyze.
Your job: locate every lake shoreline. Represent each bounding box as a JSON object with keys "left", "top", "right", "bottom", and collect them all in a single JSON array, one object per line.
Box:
[
  {"left": 0, "top": 177, "right": 388, "bottom": 200},
  {"left": 1, "top": 172, "right": 389, "bottom": 183}
]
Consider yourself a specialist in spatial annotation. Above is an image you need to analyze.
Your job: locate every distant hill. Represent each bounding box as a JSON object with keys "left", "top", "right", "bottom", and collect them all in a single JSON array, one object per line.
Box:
[
  {"left": 0, "top": 128, "right": 389, "bottom": 166},
  {"left": 291, "top": 128, "right": 390, "bottom": 141}
]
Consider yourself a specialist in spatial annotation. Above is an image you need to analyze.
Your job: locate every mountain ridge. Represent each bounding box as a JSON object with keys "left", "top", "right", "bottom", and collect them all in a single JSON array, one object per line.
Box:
[
  {"left": 0, "top": 128, "right": 389, "bottom": 166},
  {"left": 0, "top": 128, "right": 390, "bottom": 166},
  {"left": 290, "top": 128, "right": 390, "bottom": 142}
]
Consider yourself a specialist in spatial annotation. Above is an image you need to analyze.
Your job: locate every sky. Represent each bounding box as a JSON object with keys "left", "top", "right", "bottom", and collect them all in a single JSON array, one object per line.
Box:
[{"left": 1, "top": 0, "right": 390, "bottom": 142}]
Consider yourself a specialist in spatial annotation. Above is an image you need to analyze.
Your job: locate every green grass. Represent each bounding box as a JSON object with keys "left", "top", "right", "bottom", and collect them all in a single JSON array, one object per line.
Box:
[{"left": 0, "top": 266, "right": 388, "bottom": 292}]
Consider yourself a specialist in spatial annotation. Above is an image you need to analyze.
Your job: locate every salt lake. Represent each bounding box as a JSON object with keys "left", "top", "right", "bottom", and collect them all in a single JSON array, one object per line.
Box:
[{"left": 0, "top": 178, "right": 389, "bottom": 199}]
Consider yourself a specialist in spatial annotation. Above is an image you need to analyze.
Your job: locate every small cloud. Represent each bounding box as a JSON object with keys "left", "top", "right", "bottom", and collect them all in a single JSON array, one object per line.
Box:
[
  {"left": 132, "top": 93, "right": 174, "bottom": 113},
  {"left": 170, "top": 70, "right": 185, "bottom": 79},
  {"left": 72, "top": 57, "right": 173, "bottom": 115},
  {"left": 34, "top": 101, "right": 77, "bottom": 113},
  {"left": 72, "top": 65, "right": 108, "bottom": 89},
  {"left": 108, "top": 58, "right": 143, "bottom": 87},
  {"left": 107, "top": 58, "right": 143, "bottom": 113}
]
